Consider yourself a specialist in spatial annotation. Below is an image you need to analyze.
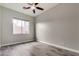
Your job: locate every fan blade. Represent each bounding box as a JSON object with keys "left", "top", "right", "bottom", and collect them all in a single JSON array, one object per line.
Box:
[
  {"left": 27, "top": 3, "right": 33, "bottom": 5},
  {"left": 23, "top": 7, "right": 30, "bottom": 9},
  {"left": 35, "top": 3, "right": 39, "bottom": 5},
  {"left": 36, "top": 7, "right": 44, "bottom": 10},
  {"left": 33, "top": 9, "right": 35, "bottom": 13}
]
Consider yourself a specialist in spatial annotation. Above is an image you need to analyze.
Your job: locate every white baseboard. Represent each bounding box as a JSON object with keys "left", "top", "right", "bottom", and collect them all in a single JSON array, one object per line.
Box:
[
  {"left": 39, "top": 40, "right": 79, "bottom": 54},
  {"left": 1, "top": 40, "right": 34, "bottom": 47}
]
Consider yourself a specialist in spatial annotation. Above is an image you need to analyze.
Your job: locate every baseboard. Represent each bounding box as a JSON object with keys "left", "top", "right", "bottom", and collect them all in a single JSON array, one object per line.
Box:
[
  {"left": 1, "top": 40, "right": 35, "bottom": 47},
  {"left": 39, "top": 40, "right": 79, "bottom": 54}
]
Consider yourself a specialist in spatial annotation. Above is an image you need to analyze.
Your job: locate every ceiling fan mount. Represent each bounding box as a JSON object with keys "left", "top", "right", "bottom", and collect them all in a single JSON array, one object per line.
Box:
[{"left": 23, "top": 3, "right": 44, "bottom": 14}]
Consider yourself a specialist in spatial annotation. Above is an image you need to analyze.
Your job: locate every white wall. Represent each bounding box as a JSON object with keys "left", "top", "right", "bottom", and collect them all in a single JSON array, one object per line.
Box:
[
  {"left": 77, "top": 4, "right": 79, "bottom": 50},
  {"left": 0, "top": 6, "right": 2, "bottom": 47},
  {"left": 0, "top": 6, "right": 34, "bottom": 46},
  {"left": 36, "top": 4, "right": 79, "bottom": 51}
]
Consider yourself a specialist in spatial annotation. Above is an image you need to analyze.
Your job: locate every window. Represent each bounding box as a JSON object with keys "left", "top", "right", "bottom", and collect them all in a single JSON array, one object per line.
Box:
[{"left": 12, "top": 18, "right": 30, "bottom": 34}]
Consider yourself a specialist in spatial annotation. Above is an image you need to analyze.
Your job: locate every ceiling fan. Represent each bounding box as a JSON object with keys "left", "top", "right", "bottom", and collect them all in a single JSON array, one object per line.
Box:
[{"left": 22, "top": 3, "right": 44, "bottom": 14}]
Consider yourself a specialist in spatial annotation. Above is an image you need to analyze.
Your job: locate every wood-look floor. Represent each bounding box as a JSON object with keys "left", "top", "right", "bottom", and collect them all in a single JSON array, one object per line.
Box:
[{"left": 0, "top": 42, "right": 79, "bottom": 56}]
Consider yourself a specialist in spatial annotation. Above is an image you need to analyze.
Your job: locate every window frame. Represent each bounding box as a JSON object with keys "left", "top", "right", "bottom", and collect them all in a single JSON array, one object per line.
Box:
[{"left": 12, "top": 17, "right": 30, "bottom": 35}]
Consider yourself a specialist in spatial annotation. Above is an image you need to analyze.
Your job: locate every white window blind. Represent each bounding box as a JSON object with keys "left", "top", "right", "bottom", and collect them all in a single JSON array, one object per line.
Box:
[{"left": 12, "top": 18, "right": 30, "bottom": 34}]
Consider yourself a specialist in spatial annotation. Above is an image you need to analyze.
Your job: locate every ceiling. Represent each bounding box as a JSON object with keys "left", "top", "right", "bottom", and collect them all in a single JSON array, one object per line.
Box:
[{"left": 0, "top": 3, "right": 58, "bottom": 17}]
